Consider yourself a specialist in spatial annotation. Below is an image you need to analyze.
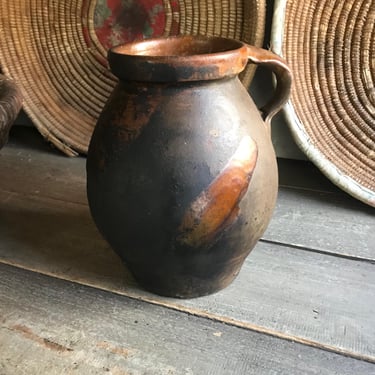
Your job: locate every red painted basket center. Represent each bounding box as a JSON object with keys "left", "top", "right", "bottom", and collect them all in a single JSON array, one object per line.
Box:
[{"left": 93, "top": 0, "right": 167, "bottom": 49}]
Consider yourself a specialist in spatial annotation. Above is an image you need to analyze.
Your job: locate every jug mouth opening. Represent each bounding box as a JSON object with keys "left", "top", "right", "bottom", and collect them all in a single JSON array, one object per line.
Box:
[{"left": 108, "top": 35, "right": 248, "bottom": 83}]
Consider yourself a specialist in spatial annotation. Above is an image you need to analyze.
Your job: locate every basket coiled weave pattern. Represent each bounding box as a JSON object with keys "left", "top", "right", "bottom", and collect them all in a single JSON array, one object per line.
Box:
[
  {"left": 276, "top": 0, "right": 375, "bottom": 206},
  {"left": 0, "top": 0, "right": 265, "bottom": 156}
]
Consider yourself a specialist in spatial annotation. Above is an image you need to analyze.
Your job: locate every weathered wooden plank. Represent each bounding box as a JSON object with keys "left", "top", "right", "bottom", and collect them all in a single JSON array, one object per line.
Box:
[
  {"left": 0, "top": 190, "right": 374, "bottom": 361},
  {"left": 0, "top": 127, "right": 86, "bottom": 204},
  {"left": 274, "top": 159, "right": 374, "bottom": 260},
  {"left": 263, "top": 187, "right": 375, "bottom": 260},
  {"left": 1, "top": 263, "right": 374, "bottom": 375},
  {"left": 0, "top": 190, "right": 127, "bottom": 287},
  {"left": 1, "top": 127, "right": 374, "bottom": 260}
]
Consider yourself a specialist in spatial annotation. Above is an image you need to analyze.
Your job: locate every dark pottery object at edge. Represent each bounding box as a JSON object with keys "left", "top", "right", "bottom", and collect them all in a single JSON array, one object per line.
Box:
[
  {"left": 87, "top": 35, "right": 292, "bottom": 298},
  {"left": 0, "top": 74, "right": 22, "bottom": 149}
]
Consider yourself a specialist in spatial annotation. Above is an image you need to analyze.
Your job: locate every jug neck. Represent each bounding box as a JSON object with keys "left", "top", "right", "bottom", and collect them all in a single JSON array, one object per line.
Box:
[{"left": 108, "top": 35, "right": 248, "bottom": 83}]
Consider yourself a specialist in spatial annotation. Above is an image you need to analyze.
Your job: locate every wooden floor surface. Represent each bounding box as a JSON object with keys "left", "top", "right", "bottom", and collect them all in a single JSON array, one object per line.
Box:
[{"left": 0, "top": 127, "right": 374, "bottom": 374}]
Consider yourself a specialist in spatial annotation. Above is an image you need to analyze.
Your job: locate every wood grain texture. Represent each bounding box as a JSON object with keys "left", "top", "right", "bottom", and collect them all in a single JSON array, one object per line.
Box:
[
  {"left": 1, "top": 127, "right": 374, "bottom": 262},
  {"left": 0, "top": 189, "right": 374, "bottom": 361},
  {"left": 1, "top": 127, "right": 375, "bottom": 363},
  {"left": 0, "top": 128, "right": 86, "bottom": 204},
  {"left": 264, "top": 187, "right": 375, "bottom": 261},
  {"left": 1, "top": 263, "right": 374, "bottom": 375}
]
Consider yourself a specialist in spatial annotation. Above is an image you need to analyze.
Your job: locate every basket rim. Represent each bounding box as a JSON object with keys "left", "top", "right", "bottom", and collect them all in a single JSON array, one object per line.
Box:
[{"left": 271, "top": 0, "right": 375, "bottom": 207}]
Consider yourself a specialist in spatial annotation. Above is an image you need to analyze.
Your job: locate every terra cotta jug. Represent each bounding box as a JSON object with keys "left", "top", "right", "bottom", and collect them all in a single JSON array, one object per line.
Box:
[{"left": 87, "top": 35, "right": 292, "bottom": 298}]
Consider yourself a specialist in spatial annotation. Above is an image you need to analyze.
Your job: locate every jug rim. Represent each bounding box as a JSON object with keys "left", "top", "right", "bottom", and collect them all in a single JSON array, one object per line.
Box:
[{"left": 108, "top": 35, "right": 249, "bottom": 83}]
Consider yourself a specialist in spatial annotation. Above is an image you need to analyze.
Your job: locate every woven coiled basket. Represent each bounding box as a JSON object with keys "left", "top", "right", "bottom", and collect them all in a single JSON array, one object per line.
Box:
[
  {"left": 0, "top": 0, "right": 266, "bottom": 156},
  {"left": 272, "top": 0, "right": 375, "bottom": 207}
]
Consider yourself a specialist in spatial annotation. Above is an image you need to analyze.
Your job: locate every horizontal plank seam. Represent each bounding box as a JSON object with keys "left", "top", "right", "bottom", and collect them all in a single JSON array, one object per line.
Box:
[
  {"left": 1, "top": 260, "right": 374, "bottom": 365},
  {"left": 0, "top": 188, "right": 87, "bottom": 207},
  {"left": 259, "top": 238, "right": 375, "bottom": 264},
  {"left": 277, "top": 184, "right": 374, "bottom": 209},
  {"left": 278, "top": 183, "right": 345, "bottom": 196}
]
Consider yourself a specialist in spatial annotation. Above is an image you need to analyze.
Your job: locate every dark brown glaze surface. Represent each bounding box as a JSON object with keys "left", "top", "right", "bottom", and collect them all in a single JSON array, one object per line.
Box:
[
  {"left": 177, "top": 136, "right": 258, "bottom": 248},
  {"left": 87, "top": 36, "right": 291, "bottom": 298},
  {"left": 88, "top": 77, "right": 277, "bottom": 298}
]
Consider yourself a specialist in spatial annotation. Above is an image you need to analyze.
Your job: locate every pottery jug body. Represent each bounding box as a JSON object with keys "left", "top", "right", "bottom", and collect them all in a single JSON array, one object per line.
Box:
[{"left": 87, "top": 36, "right": 291, "bottom": 298}]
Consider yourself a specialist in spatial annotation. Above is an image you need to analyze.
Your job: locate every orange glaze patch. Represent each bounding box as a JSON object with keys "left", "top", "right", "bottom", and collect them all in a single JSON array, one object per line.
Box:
[{"left": 177, "top": 136, "right": 258, "bottom": 248}]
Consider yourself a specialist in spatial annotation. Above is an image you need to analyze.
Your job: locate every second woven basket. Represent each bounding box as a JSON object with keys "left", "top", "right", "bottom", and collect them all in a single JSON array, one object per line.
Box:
[{"left": 272, "top": 0, "right": 375, "bottom": 206}]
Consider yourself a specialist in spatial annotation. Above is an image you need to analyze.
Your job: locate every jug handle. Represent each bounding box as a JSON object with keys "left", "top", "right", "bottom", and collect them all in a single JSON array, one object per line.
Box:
[{"left": 246, "top": 44, "right": 292, "bottom": 126}]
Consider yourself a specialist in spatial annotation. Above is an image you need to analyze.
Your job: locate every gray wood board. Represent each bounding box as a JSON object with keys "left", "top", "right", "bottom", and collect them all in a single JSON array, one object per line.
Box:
[
  {"left": 1, "top": 263, "right": 374, "bottom": 375},
  {"left": 1, "top": 128, "right": 374, "bottom": 260},
  {"left": 0, "top": 128, "right": 86, "bottom": 205},
  {"left": 263, "top": 188, "right": 375, "bottom": 261},
  {"left": 0, "top": 190, "right": 374, "bottom": 361}
]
